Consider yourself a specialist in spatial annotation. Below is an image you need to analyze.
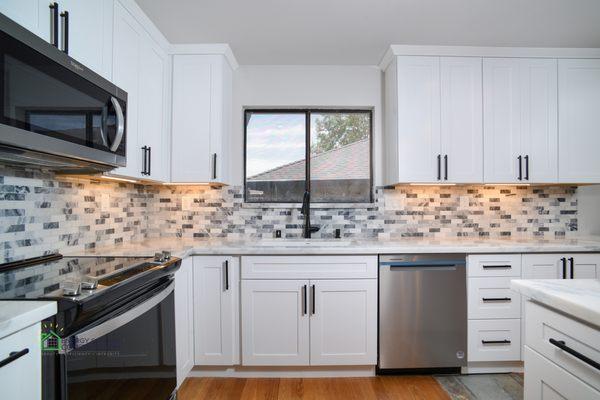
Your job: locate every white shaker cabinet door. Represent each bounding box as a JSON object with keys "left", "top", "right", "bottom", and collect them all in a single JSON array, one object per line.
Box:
[
  {"left": 559, "top": 59, "right": 600, "bottom": 183},
  {"left": 309, "top": 279, "right": 377, "bottom": 366},
  {"left": 522, "top": 254, "right": 565, "bottom": 279},
  {"left": 483, "top": 58, "right": 522, "bottom": 183},
  {"left": 570, "top": 254, "right": 600, "bottom": 279},
  {"left": 440, "top": 57, "right": 483, "bottom": 183},
  {"left": 0, "top": 0, "right": 51, "bottom": 42},
  {"left": 396, "top": 56, "right": 442, "bottom": 183},
  {"left": 193, "top": 256, "right": 239, "bottom": 366},
  {"left": 520, "top": 58, "right": 558, "bottom": 183},
  {"left": 241, "top": 279, "right": 310, "bottom": 366},
  {"left": 59, "top": 0, "right": 113, "bottom": 79}
]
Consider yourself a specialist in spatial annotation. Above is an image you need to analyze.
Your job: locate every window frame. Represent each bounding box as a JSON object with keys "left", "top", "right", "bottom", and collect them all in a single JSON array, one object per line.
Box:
[{"left": 243, "top": 108, "right": 374, "bottom": 204}]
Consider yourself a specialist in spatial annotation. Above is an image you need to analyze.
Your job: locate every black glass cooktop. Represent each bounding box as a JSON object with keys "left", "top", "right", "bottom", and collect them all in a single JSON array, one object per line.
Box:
[{"left": 0, "top": 255, "right": 159, "bottom": 300}]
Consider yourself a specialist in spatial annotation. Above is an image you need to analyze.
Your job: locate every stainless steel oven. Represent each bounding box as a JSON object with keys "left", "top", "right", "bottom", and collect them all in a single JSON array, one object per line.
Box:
[{"left": 0, "top": 13, "right": 127, "bottom": 172}]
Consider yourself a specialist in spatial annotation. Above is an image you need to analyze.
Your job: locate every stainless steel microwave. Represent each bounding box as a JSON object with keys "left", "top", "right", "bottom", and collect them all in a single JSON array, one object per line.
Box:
[{"left": 0, "top": 12, "right": 127, "bottom": 173}]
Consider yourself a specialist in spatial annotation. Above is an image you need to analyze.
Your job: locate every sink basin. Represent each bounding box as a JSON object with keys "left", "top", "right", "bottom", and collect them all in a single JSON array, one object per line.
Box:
[{"left": 255, "top": 239, "right": 352, "bottom": 247}]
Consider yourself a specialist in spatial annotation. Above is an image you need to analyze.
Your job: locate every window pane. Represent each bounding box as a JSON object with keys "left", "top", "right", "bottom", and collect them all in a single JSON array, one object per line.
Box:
[
  {"left": 245, "top": 112, "right": 306, "bottom": 202},
  {"left": 310, "top": 112, "right": 371, "bottom": 202}
]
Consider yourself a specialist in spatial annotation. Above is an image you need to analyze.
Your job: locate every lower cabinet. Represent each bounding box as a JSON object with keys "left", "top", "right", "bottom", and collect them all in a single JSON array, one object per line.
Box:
[
  {"left": 0, "top": 323, "right": 43, "bottom": 399},
  {"left": 522, "top": 253, "right": 600, "bottom": 279},
  {"left": 193, "top": 256, "right": 240, "bottom": 366},
  {"left": 175, "top": 257, "right": 194, "bottom": 387},
  {"left": 240, "top": 255, "right": 378, "bottom": 367}
]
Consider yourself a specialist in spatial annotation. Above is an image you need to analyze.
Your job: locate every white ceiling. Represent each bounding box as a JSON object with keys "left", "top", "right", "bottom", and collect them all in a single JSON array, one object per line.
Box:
[{"left": 135, "top": 0, "right": 600, "bottom": 65}]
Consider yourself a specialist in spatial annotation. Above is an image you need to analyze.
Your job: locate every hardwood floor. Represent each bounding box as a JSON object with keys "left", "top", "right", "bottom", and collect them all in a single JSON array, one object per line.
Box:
[{"left": 178, "top": 376, "right": 451, "bottom": 400}]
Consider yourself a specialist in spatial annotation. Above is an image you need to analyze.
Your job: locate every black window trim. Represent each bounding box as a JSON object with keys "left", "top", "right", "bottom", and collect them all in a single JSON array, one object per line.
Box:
[{"left": 243, "top": 108, "right": 374, "bottom": 204}]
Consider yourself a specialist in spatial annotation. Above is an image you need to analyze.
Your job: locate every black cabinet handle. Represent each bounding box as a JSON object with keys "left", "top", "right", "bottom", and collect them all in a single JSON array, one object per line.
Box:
[
  {"left": 141, "top": 146, "right": 148, "bottom": 175},
  {"left": 549, "top": 338, "right": 600, "bottom": 371},
  {"left": 569, "top": 257, "right": 574, "bottom": 279},
  {"left": 482, "top": 340, "right": 511, "bottom": 345},
  {"left": 444, "top": 155, "right": 448, "bottom": 181},
  {"left": 212, "top": 153, "right": 217, "bottom": 180},
  {"left": 524, "top": 155, "right": 529, "bottom": 181},
  {"left": 147, "top": 146, "right": 151, "bottom": 176},
  {"left": 311, "top": 284, "right": 316, "bottom": 315},
  {"left": 49, "top": 3, "right": 59, "bottom": 48},
  {"left": 302, "top": 285, "right": 307, "bottom": 315},
  {"left": 224, "top": 260, "right": 229, "bottom": 291},
  {"left": 561, "top": 257, "right": 567, "bottom": 279},
  {"left": 437, "top": 155, "right": 441, "bottom": 180},
  {"left": 60, "top": 10, "right": 69, "bottom": 54},
  {"left": 517, "top": 156, "right": 522, "bottom": 181},
  {"left": 0, "top": 348, "right": 29, "bottom": 368},
  {"left": 482, "top": 265, "right": 512, "bottom": 269},
  {"left": 482, "top": 297, "right": 512, "bottom": 302}
]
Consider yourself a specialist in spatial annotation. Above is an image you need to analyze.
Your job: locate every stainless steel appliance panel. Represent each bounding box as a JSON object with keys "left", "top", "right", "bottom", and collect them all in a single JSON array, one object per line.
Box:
[{"left": 379, "top": 254, "right": 467, "bottom": 370}]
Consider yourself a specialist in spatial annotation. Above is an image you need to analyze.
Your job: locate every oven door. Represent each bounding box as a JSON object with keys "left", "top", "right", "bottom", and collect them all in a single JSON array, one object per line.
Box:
[
  {"left": 60, "top": 280, "right": 176, "bottom": 400},
  {"left": 0, "top": 17, "right": 126, "bottom": 167}
]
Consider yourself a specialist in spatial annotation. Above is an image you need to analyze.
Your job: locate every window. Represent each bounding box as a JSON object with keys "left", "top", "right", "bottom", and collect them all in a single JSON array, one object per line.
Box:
[{"left": 245, "top": 110, "right": 372, "bottom": 203}]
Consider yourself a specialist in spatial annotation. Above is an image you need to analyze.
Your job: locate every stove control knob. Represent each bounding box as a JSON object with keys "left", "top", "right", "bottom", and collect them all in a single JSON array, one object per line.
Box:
[
  {"left": 154, "top": 252, "right": 164, "bottom": 262},
  {"left": 162, "top": 251, "right": 171, "bottom": 260},
  {"left": 81, "top": 279, "right": 98, "bottom": 291},
  {"left": 63, "top": 282, "right": 81, "bottom": 297}
]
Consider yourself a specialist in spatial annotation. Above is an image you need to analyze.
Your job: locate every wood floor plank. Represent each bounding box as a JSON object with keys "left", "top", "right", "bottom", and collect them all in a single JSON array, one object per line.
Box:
[{"left": 178, "top": 376, "right": 451, "bottom": 400}]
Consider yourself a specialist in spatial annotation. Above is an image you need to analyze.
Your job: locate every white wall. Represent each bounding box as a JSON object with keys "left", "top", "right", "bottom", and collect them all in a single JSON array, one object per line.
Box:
[
  {"left": 578, "top": 185, "right": 600, "bottom": 235},
  {"left": 231, "top": 65, "right": 383, "bottom": 186}
]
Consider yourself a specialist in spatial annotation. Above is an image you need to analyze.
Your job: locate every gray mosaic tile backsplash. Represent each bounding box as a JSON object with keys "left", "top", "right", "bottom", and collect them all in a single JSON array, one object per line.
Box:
[{"left": 0, "top": 165, "right": 578, "bottom": 263}]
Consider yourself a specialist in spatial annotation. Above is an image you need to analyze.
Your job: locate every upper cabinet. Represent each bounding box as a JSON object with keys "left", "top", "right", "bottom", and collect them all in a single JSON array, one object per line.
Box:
[
  {"left": 558, "top": 59, "right": 600, "bottom": 183},
  {"left": 0, "top": 0, "right": 50, "bottom": 41},
  {"left": 58, "top": 0, "right": 114, "bottom": 79},
  {"left": 171, "top": 54, "right": 233, "bottom": 184},
  {"left": 384, "top": 56, "right": 483, "bottom": 184},
  {"left": 0, "top": 0, "right": 113, "bottom": 79},
  {"left": 483, "top": 58, "right": 558, "bottom": 183},
  {"left": 110, "top": 1, "right": 170, "bottom": 182}
]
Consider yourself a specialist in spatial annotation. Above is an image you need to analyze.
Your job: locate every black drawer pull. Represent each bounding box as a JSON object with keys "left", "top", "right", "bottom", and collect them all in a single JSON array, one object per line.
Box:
[
  {"left": 482, "top": 340, "right": 511, "bottom": 345},
  {"left": 549, "top": 338, "right": 600, "bottom": 371},
  {"left": 482, "top": 297, "right": 512, "bottom": 302},
  {"left": 302, "top": 284, "right": 307, "bottom": 315},
  {"left": 561, "top": 257, "right": 567, "bottom": 279},
  {"left": 482, "top": 265, "right": 512, "bottom": 269},
  {"left": 0, "top": 348, "right": 29, "bottom": 368},
  {"left": 569, "top": 257, "right": 574, "bottom": 279}
]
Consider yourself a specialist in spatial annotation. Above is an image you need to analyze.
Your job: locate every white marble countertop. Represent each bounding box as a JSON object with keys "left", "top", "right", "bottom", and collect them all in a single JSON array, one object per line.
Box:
[
  {"left": 66, "top": 236, "right": 600, "bottom": 259},
  {"left": 511, "top": 279, "right": 600, "bottom": 328},
  {"left": 0, "top": 301, "right": 57, "bottom": 339}
]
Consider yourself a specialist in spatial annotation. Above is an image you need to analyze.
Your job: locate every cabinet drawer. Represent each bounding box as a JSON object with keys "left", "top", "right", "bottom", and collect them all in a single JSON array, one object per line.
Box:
[
  {"left": 468, "top": 277, "right": 521, "bottom": 319},
  {"left": 467, "top": 254, "right": 521, "bottom": 277},
  {"left": 241, "top": 256, "right": 377, "bottom": 280},
  {"left": 0, "top": 324, "right": 41, "bottom": 399},
  {"left": 525, "top": 346, "right": 600, "bottom": 400},
  {"left": 468, "top": 319, "right": 521, "bottom": 361},
  {"left": 525, "top": 300, "right": 600, "bottom": 391}
]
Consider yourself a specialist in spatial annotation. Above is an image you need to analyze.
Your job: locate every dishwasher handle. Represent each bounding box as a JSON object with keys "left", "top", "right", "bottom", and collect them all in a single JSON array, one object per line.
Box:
[{"left": 381, "top": 260, "right": 464, "bottom": 271}]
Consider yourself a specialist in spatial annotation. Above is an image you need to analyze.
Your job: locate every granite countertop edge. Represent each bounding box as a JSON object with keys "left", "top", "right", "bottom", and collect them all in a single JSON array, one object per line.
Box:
[{"left": 0, "top": 301, "right": 57, "bottom": 340}]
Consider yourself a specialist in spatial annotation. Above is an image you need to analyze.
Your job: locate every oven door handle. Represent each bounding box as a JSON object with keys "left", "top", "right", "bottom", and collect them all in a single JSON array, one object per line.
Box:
[{"left": 72, "top": 281, "right": 174, "bottom": 349}]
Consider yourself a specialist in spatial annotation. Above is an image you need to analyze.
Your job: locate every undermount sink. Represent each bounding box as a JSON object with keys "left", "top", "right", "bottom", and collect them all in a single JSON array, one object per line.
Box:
[{"left": 255, "top": 239, "right": 352, "bottom": 247}]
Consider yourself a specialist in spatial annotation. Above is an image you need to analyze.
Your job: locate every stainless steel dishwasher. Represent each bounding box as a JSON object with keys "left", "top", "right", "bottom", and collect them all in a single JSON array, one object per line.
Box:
[{"left": 378, "top": 254, "right": 467, "bottom": 373}]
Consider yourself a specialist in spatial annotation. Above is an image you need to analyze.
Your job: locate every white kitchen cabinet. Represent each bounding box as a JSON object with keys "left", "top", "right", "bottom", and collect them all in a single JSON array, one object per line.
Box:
[
  {"left": 58, "top": 0, "right": 113, "bottom": 79},
  {"left": 0, "top": 324, "right": 43, "bottom": 399},
  {"left": 110, "top": 1, "right": 169, "bottom": 182},
  {"left": 240, "top": 256, "right": 378, "bottom": 367},
  {"left": 193, "top": 256, "right": 239, "bottom": 366},
  {"left": 468, "top": 319, "right": 521, "bottom": 362},
  {"left": 0, "top": 0, "right": 51, "bottom": 42},
  {"left": 310, "top": 280, "right": 377, "bottom": 366},
  {"left": 522, "top": 253, "right": 600, "bottom": 279},
  {"left": 241, "top": 279, "right": 310, "bottom": 366},
  {"left": 175, "top": 257, "right": 194, "bottom": 387},
  {"left": 171, "top": 54, "right": 233, "bottom": 184},
  {"left": 483, "top": 58, "right": 558, "bottom": 183},
  {"left": 385, "top": 56, "right": 482, "bottom": 184},
  {"left": 440, "top": 57, "right": 483, "bottom": 183},
  {"left": 559, "top": 59, "right": 600, "bottom": 183},
  {"left": 524, "top": 347, "right": 600, "bottom": 400}
]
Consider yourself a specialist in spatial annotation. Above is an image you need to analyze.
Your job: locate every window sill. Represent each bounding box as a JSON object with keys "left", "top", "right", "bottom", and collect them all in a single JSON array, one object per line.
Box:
[{"left": 241, "top": 202, "right": 376, "bottom": 209}]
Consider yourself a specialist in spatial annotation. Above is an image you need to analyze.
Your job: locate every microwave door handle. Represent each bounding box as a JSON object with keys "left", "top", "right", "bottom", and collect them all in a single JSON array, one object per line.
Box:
[
  {"left": 109, "top": 97, "right": 125, "bottom": 152},
  {"left": 71, "top": 282, "right": 174, "bottom": 349},
  {"left": 99, "top": 105, "right": 109, "bottom": 148}
]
